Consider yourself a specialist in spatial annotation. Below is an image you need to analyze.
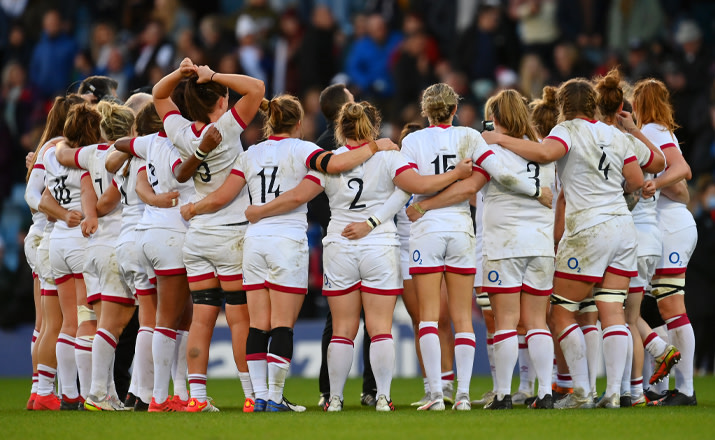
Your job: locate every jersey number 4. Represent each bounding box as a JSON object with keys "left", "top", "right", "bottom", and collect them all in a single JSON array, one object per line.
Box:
[
  {"left": 258, "top": 167, "right": 281, "bottom": 202},
  {"left": 598, "top": 146, "right": 610, "bottom": 180}
]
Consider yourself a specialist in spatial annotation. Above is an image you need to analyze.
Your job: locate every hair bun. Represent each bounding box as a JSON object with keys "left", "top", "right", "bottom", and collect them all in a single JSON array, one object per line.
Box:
[
  {"left": 259, "top": 98, "right": 270, "bottom": 113},
  {"left": 344, "top": 102, "right": 364, "bottom": 120},
  {"left": 542, "top": 86, "right": 557, "bottom": 108}
]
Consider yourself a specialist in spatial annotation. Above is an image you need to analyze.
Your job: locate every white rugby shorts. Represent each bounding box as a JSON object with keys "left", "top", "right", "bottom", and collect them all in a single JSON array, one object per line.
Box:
[
  {"left": 655, "top": 225, "right": 697, "bottom": 276},
  {"left": 409, "top": 231, "right": 476, "bottom": 276},
  {"left": 482, "top": 256, "right": 554, "bottom": 296},
  {"left": 183, "top": 225, "right": 246, "bottom": 284},
  {"left": 242, "top": 235, "right": 308, "bottom": 294},
  {"left": 322, "top": 242, "right": 402, "bottom": 296}
]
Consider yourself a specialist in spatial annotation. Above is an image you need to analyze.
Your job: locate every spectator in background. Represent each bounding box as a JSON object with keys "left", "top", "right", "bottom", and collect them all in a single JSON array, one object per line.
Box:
[
  {"left": 509, "top": 0, "right": 560, "bottom": 70},
  {"left": 29, "top": 9, "right": 77, "bottom": 98},
  {"left": 273, "top": 8, "right": 304, "bottom": 95},
  {"left": 1, "top": 61, "right": 35, "bottom": 194},
  {"left": 550, "top": 40, "right": 593, "bottom": 85},
  {"left": 152, "top": 0, "right": 194, "bottom": 44},
  {"left": 556, "top": 0, "right": 607, "bottom": 65},
  {"left": 234, "top": 0, "right": 279, "bottom": 43},
  {"left": 607, "top": 0, "right": 664, "bottom": 57},
  {"left": 519, "top": 53, "right": 550, "bottom": 100},
  {"left": 236, "top": 14, "right": 269, "bottom": 85},
  {"left": 129, "top": 20, "right": 174, "bottom": 91},
  {"left": 673, "top": 20, "right": 714, "bottom": 104},
  {"left": 625, "top": 40, "right": 658, "bottom": 82},
  {"left": 198, "top": 14, "right": 234, "bottom": 68},
  {"left": 299, "top": 5, "right": 339, "bottom": 95},
  {"left": 3, "top": 22, "right": 32, "bottom": 68},
  {"left": 90, "top": 22, "right": 118, "bottom": 73}
]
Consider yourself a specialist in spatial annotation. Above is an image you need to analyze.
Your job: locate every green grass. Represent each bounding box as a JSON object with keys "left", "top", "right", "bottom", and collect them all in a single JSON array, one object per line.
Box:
[{"left": 2, "top": 376, "right": 715, "bottom": 440}]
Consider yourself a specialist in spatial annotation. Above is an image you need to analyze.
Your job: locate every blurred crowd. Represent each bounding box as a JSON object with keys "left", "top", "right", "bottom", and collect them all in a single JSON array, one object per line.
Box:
[{"left": 1, "top": 0, "right": 715, "bottom": 371}]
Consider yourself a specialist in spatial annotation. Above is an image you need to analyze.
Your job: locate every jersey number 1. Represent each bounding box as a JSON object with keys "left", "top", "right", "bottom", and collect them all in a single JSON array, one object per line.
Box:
[
  {"left": 258, "top": 167, "right": 281, "bottom": 203},
  {"left": 431, "top": 154, "right": 456, "bottom": 175}
]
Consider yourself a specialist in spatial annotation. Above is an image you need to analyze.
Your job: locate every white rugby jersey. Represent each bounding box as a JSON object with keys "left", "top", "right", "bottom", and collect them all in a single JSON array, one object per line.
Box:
[
  {"left": 234, "top": 136, "right": 324, "bottom": 240},
  {"left": 114, "top": 157, "right": 147, "bottom": 246},
  {"left": 25, "top": 139, "right": 60, "bottom": 235},
  {"left": 163, "top": 109, "right": 249, "bottom": 226},
  {"left": 482, "top": 144, "right": 555, "bottom": 260},
  {"left": 130, "top": 132, "right": 195, "bottom": 232},
  {"left": 395, "top": 198, "right": 412, "bottom": 252},
  {"left": 641, "top": 123, "right": 695, "bottom": 233},
  {"left": 43, "top": 145, "right": 85, "bottom": 239},
  {"left": 75, "top": 144, "right": 122, "bottom": 243},
  {"left": 546, "top": 118, "right": 649, "bottom": 235},
  {"left": 309, "top": 147, "right": 413, "bottom": 246}
]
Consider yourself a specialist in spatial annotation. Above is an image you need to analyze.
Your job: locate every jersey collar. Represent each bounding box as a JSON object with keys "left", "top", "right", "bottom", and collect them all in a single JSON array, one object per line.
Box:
[{"left": 345, "top": 141, "right": 369, "bottom": 151}]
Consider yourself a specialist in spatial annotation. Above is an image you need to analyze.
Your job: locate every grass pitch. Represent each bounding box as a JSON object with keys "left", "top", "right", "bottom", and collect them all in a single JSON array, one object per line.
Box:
[{"left": 2, "top": 376, "right": 715, "bottom": 440}]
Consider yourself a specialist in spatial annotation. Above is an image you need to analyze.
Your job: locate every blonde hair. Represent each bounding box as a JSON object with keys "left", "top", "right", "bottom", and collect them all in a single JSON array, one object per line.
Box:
[
  {"left": 259, "top": 95, "right": 304, "bottom": 138},
  {"left": 485, "top": 89, "right": 538, "bottom": 142},
  {"left": 421, "top": 83, "right": 458, "bottom": 124},
  {"left": 594, "top": 68, "right": 624, "bottom": 120},
  {"left": 632, "top": 78, "right": 679, "bottom": 132},
  {"left": 529, "top": 86, "right": 558, "bottom": 138},
  {"left": 335, "top": 101, "right": 381, "bottom": 145},
  {"left": 97, "top": 101, "right": 135, "bottom": 141},
  {"left": 557, "top": 78, "right": 597, "bottom": 122}
]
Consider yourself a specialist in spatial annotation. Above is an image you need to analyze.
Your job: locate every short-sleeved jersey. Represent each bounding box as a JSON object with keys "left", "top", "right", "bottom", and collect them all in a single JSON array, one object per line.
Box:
[
  {"left": 234, "top": 136, "right": 324, "bottom": 240},
  {"left": 545, "top": 118, "right": 649, "bottom": 235},
  {"left": 43, "top": 145, "right": 85, "bottom": 239},
  {"left": 75, "top": 143, "right": 122, "bottom": 243},
  {"left": 309, "top": 147, "right": 413, "bottom": 246},
  {"left": 481, "top": 144, "right": 555, "bottom": 260},
  {"left": 114, "top": 157, "right": 147, "bottom": 246},
  {"left": 131, "top": 132, "right": 195, "bottom": 232},
  {"left": 163, "top": 109, "right": 248, "bottom": 226},
  {"left": 640, "top": 123, "right": 695, "bottom": 233},
  {"left": 400, "top": 125, "right": 490, "bottom": 237}
]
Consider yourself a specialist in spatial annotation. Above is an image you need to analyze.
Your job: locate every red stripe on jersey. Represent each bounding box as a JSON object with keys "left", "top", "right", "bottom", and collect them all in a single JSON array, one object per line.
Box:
[
  {"left": 455, "top": 337, "right": 476, "bottom": 348},
  {"left": 643, "top": 150, "right": 654, "bottom": 169},
  {"left": 493, "top": 331, "right": 518, "bottom": 343},
  {"left": 32, "top": 272, "right": 38, "bottom": 279},
  {"left": 158, "top": 130, "right": 167, "bottom": 138},
  {"left": 445, "top": 265, "right": 476, "bottom": 275},
  {"left": 129, "top": 138, "right": 138, "bottom": 157},
  {"left": 660, "top": 143, "right": 677, "bottom": 150},
  {"left": 187, "top": 273, "right": 216, "bottom": 283},
  {"left": 522, "top": 284, "right": 553, "bottom": 296},
  {"left": 579, "top": 118, "right": 598, "bottom": 124},
  {"left": 371, "top": 334, "right": 393, "bottom": 343},
  {"left": 217, "top": 273, "right": 243, "bottom": 282},
  {"left": 654, "top": 267, "right": 687, "bottom": 275},
  {"left": 330, "top": 336, "right": 354, "bottom": 346},
  {"left": 606, "top": 266, "right": 638, "bottom": 277},
  {"left": 666, "top": 314, "right": 690, "bottom": 330},
  {"left": 360, "top": 285, "right": 403, "bottom": 296},
  {"left": 74, "top": 148, "right": 83, "bottom": 169},
  {"left": 171, "top": 158, "right": 182, "bottom": 174},
  {"left": 475, "top": 150, "right": 494, "bottom": 166},
  {"left": 55, "top": 274, "right": 73, "bottom": 285},
  {"left": 33, "top": 164, "right": 45, "bottom": 170},
  {"left": 623, "top": 155, "right": 637, "bottom": 165},
  {"left": 81, "top": 172, "right": 90, "bottom": 180},
  {"left": 96, "top": 330, "right": 117, "bottom": 349},
  {"left": 418, "top": 326, "right": 438, "bottom": 338},
  {"left": 154, "top": 268, "right": 187, "bottom": 276},
  {"left": 603, "top": 330, "right": 629, "bottom": 339},
  {"left": 525, "top": 331, "right": 551, "bottom": 343},
  {"left": 545, "top": 136, "right": 569, "bottom": 152},
  {"left": 265, "top": 281, "right": 307, "bottom": 295},
  {"left": 305, "top": 149, "right": 324, "bottom": 169},
  {"left": 100, "top": 295, "right": 136, "bottom": 305},
  {"left": 395, "top": 164, "right": 412, "bottom": 177},
  {"left": 304, "top": 174, "right": 321, "bottom": 185},
  {"left": 482, "top": 285, "right": 521, "bottom": 294},
  {"left": 473, "top": 166, "right": 490, "bottom": 181},
  {"left": 268, "top": 135, "right": 289, "bottom": 141},
  {"left": 230, "top": 169, "right": 245, "bottom": 179},
  {"left": 554, "top": 271, "right": 602, "bottom": 283},
  {"left": 137, "top": 165, "right": 146, "bottom": 174},
  {"left": 155, "top": 328, "right": 177, "bottom": 339},
  {"left": 98, "top": 144, "right": 110, "bottom": 151},
  {"left": 135, "top": 287, "right": 157, "bottom": 296},
  {"left": 231, "top": 107, "right": 247, "bottom": 129},
  {"left": 323, "top": 282, "right": 361, "bottom": 297},
  {"left": 408, "top": 162, "right": 418, "bottom": 170},
  {"left": 162, "top": 110, "right": 181, "bottom": 123},
  {"left": 191, "top": 123, "right": 207, "bottom": 137},
  {"left": 409, "top": 266, "right": 445, "bottom": 275},
  {"left": 430, "top": 124, "right": 451, "bottom": 129},
  {"left": 628, "top": 286, "right": 645, "bottom": 294},
  {"left": 246, "top": 353, "right": 267, "bottom": 361},
  {"left": 558, "top": 324, "right": 579, "bottom": 342}
]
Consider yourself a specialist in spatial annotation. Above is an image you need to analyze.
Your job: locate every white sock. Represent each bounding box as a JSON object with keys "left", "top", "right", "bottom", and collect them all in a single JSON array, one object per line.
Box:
[
  {"left": 188, "top": 374, "right": 207, "bottom": 402},
  {"left": 486, "top": 333, "right": 496, "bottom": 391},
  {"left": 238, "top": 371, "right": 253, "bottom": 399},
  {"left": 526, "top": 329, "right": 554, "bottom": 399},
  {"left": 557, "top": 324, "right": 589, "bottom": 396},
  {"left": 493, "top": 330, "right": 518, "bottom": 398},
  {"left": 631, "top": 376, "right": 644, "bottom": 398},
  {"left": 602, "top": 325, "right": 629, "bottom": 397},
  {"left": 75, "top": 336, "right": 93, "bottom": 399},
  {"left": 247, "top": 356, "right": 268, "bottom": 401},
  {"left": 31, "top": 329, "right": 39, "bottom": 354},
  {"left": 31, "top": 373, "right": 38, "bottom": 394},
  {"left": 441, "top": 370, "right": 454, "bottom": 393},
  {"left": 172, "top": 330, "right": 189, "bottom": 401},
  {"left": 327, "top": 336, "right": 354, "bottom": 400},
  {"left": 454, "top": 332, "right": 475, "bottom": 395},
  {"left": 135, "top": 327, "right": 154, "bottom": 403},
  {"left": 666, "top": 314, "right": 695, "bottom": 396},
  {"left": 37, "top": 364, "right": 57, "bottom": 396},
  {"left": 580, "top": 325, "right": 601, "bottom": 395},
  {"left": 422, "top": 377, "right": 429, "bottom": 394},
  {"left": 370, "top": 334, "right": 395, "bottom": 400},
  {"left": 418, "top": 322, "right": 442, "bottom": 398},
  {"left": 517, "top": 335, "right": 535, "bottom": 394},
  {"left": 644, "top": 331, "right": 668, "bottom": 359},
  {"left": 152, "top": 327, "right": 177, "bottom": 403},
  {"left": 621, "top": 326, "right": 633, "bottom": 395},
  {"left": 56, "top": 333, "right": 79, "bottom": 399},
  {"left": 267, "top": 354, "right": 290, "bottom": 403},
  {"left": 90, "top": 329, "right": 117, "bottom": 399}
]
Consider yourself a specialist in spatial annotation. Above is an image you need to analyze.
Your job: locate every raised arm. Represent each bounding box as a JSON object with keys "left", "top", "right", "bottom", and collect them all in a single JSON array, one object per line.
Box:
[
  {"left": 55, "top": 140, "right": 79, "bottom": 168},
  {"left": 393, "top": 159, "right": 472, "bottom": 194},
  {"left": 181, "top": 172, "right": 246, "bottom": 220},
  {"left": 152, "top": 58, "right": 198, "bottom": 120},
  {"left": 195, "top": 65, "right": 265, "bottom": 126},
  {"left": 482, "top": 131, "right": 565, "bottom": 163},
  {"left": 174, "top": 125, "right": 223, "bottom": 183},
  {"left": 244, "top": 178, "right": 324, "bottom": 224},
  {"left": 617, "top": 110, "right": 666, "bottom": 174}
]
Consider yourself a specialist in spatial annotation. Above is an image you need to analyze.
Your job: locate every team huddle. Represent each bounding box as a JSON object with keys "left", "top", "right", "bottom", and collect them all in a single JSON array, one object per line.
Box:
[{"left": 22, "top": 56, "right": 696, "bottom": 413}]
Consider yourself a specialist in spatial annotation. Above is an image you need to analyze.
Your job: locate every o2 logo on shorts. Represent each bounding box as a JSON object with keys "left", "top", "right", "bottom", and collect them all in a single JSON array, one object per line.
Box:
[
  {"left": 669, "top": 252, "right": 681, "bottom": 266},
  {"left": 487, "top": 270, "right": 502, "bottom": 285},
  {"left": 567, "top": 257, "right": 582, "bottom": 273},
  {"left": 412, "top": 250, "right": 422, "bottom": 265},
  {"left": 323, "top": 275, "right": 332, "bottom": 288}
]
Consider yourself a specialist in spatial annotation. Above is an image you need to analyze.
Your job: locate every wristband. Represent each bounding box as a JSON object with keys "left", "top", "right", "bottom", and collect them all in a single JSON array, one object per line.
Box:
[
  {"left": 366, "top": 216, "right": 380, "bottom": 230},
  {"left": 210, "top": 72, "right": 217, "bottom": 82},
  {"left": 412, "top": 202, "right": 426, "bottom": 215},
  {"left": 194, "top": 148, "right": 208, "bottom": 160}
]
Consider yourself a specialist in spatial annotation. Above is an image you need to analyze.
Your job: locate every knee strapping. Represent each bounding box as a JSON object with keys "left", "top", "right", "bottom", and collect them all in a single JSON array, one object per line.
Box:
[
  {"left": 652, "top": 278, "right": 685, "bottom": 302},
  {"left": 550, "top": 294, "right": 580, "bottom": 312},
  {"left": 593, "top": 288, "right": 627, "bottom": 304},
  {"left": 476, "top": 292, "right": 491, "bottom": 310},
  {"left": 269, "top": 327, "right": 294, "bottom": 360},
  {"left": 77, "top": 305, "right": 96, "bottom": 324},
  {"left": 225, "top": 290, "right": 247, "bottom": 305},
  {"left": 578, "top": 299, "right": 597, "bottom": 314},
  {"left": 191, "top": 288, "right": 223, "bottom": 306},
  {"left": 246, "top": 327, "right": 269, "bottom": 355}
]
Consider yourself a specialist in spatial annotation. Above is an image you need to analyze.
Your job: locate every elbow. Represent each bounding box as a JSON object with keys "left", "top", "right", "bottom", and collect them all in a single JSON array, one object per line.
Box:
[
  {"left": 253, "top": 79, "right": 266, "bottom": 96},
  {"left": 684, "top": 164, "right": 692, "bottom": 181}
]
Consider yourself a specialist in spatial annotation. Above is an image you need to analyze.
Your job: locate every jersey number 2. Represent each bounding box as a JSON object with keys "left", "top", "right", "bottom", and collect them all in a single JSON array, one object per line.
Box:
[{"left": 348, "top": 178, "right": 366, "bottom": 209}]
